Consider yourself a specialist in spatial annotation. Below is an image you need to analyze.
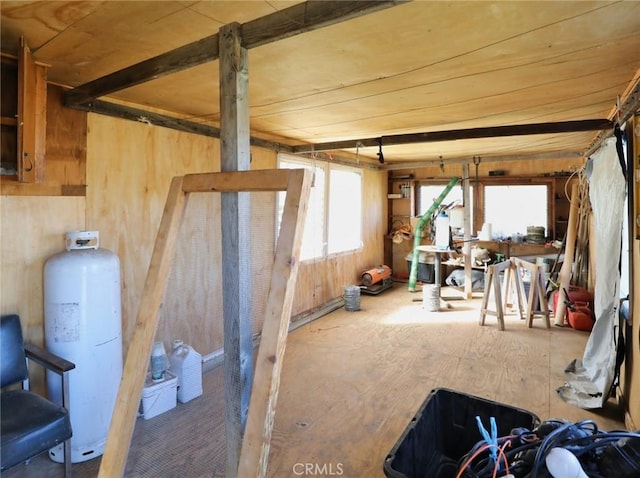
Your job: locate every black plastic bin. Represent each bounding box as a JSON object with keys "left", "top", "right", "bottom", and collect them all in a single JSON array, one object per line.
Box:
[
  {"left": 383, "top": 388, "right": 540, "bottom": 478},
  {"left": 407, "top": 260, "right": 435, "bottom": 284}
]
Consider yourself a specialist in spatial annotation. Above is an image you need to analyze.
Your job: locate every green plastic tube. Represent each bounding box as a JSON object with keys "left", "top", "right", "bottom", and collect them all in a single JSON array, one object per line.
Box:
[{"left": 408, "top": 177, "right": 459, "bottom": 291}]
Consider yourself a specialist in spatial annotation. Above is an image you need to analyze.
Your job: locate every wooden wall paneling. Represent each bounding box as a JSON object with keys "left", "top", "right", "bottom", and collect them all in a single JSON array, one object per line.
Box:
[
  {"left": 85, "top": 114, "right": 220, "bottom": 355},
  {"left": 361, "top": 167, "right": 386, "bottom": 267},
  {"left": 44, "top": 85, "right": 87, "bottom": 187},
  {"left": 0, "top": 195, "right": 85, "bottom": 393},
  {"left": 159, "top": 192, "right": 223, "bottom": 349}
]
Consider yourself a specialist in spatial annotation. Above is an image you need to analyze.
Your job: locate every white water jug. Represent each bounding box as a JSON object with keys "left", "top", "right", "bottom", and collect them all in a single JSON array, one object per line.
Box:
[
  {"left": 435, "top": 213, "right": 450, "bottom": 250},
  {"left": 168, "top": 340, "right": 203, "bottom": 403}
]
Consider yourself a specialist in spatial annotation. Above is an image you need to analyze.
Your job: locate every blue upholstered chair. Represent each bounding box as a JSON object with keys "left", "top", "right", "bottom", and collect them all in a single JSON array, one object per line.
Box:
[{"left": 1, "top": 314, "right": 75, "bottom": 476}]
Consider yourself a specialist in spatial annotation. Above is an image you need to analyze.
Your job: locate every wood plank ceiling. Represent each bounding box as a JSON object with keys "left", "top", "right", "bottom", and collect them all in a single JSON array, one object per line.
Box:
[{"left": 2, "top": 0, "right": 639, "bottom": 167}]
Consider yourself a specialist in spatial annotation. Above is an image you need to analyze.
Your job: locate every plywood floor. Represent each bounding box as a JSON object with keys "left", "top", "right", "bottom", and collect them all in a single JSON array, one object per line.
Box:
[{"left": 5, "top": 284, "right": 625, "bottom": 478}]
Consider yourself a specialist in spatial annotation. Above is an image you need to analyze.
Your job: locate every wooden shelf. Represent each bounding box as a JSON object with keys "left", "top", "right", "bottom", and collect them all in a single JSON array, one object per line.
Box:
[{"left": 1, "top": 116, "right": 17, "bottom": 126}]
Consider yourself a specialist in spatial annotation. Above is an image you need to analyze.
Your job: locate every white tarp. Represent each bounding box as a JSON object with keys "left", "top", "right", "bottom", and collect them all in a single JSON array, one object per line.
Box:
[{"left": 557, "top": 136, "right": 626, "bottom": 408}]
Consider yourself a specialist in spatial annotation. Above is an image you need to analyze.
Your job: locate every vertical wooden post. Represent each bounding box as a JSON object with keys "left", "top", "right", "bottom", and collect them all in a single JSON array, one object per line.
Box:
[
  {"left": 554, "top": 182, "right": 579, "bottom": 326},
  {"left": 98, "top": 177, "right": 188, "bottom": 478},
  {"left": 462, "top": 164, "right": 472, "bottom": 298},
  {"left": 219, "top": 22, "right": 253, "bottom": 477}
]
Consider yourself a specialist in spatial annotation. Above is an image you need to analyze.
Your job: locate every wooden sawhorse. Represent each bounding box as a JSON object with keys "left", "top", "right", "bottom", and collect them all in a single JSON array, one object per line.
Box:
[{"left": 479, "top": 258, "right": 551, "bottom": 330}]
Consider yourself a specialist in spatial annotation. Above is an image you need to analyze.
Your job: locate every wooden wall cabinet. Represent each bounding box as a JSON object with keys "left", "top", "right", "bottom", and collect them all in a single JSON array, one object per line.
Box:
[{"left": 1, "top": 38, "right": 47, "bottom": 183}]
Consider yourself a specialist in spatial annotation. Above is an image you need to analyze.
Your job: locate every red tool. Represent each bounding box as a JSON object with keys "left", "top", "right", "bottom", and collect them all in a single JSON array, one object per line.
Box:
[
  {"left": 563, "top": 287, "right": 595, "bottom": 332},
  {"left": 361, "top": 265, "right": 392, "bottom": 286}
]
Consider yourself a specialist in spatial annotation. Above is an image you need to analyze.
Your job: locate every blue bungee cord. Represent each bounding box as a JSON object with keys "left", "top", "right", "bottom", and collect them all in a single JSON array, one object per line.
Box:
[{"left": 476, "top": 416, "right": 499, "bottom": 463}]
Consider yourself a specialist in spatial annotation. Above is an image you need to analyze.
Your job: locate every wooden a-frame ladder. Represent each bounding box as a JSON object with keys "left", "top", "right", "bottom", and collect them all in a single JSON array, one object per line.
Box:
[{"left": 98, "top": 168, "right": 311, "bottom": 478}]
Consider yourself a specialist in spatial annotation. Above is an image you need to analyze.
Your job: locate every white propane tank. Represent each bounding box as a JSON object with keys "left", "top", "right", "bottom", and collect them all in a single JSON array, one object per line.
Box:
[
  {"left": 44, "top": 231, "right": 123, "bottom": 464},
  {"left": 168, "top": 340, "right": 203, "bottom": 403}
]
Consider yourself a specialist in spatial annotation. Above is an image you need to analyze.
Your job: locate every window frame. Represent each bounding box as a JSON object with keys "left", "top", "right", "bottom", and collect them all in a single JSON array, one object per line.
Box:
[
  {"left": 417, "top": 176, "right": 555, "bottom": 239},
  {"left": 277, "top": 154, "right": 363, "bottom": 261}
]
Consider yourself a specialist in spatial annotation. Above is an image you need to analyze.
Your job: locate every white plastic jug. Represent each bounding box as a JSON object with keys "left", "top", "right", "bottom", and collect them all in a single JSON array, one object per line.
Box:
[
  {"left": 435, "top": 213, "right": 450, "bottom": 250},
  {"left": 168, "top": 340, "right": 203, "bottom": 403}
]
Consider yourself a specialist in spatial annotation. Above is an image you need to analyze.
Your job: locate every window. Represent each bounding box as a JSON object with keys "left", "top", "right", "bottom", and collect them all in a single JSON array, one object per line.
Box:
[
  {"left": 484, "top": 185, "right": 547, "bottom": 238},
  {"left": 419, "top": 183, "right": 473, "bottom": 235},
  {"left": 278, "top": 155, "right": 362, "bottom": 260},
  {"left": 418, "top": 181, "right": 550, "bottom": 239}
]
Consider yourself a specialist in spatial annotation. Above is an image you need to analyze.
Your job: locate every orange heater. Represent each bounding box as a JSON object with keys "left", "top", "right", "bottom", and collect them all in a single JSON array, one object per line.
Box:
[{"left": 361, "top": 265, "right": 392, "bottom": 286}]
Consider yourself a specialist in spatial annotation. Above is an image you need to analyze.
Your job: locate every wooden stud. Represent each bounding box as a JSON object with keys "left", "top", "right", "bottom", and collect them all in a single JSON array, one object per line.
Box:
[
  {"left": 219, "top": 22, "right": 252, "bottom": 478},
  {"left": 182, "top": 170, "right": 290, "bottom": 194},
  {"left": 98, "top": 176, "right": 188, "bottom": 478},
  {"left": 462, "top": 164, "right": 472, "bottom": 299},
  {"left": 237, "top": 168, "right": 312, "bottom": 478},
  {"left": 554, "top": 182, "right": 579, "bottom": 326}
]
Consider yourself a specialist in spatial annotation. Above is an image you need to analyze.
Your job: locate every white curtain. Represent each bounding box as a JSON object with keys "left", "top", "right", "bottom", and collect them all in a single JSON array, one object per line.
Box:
[{"left": 557, "top": 136, "right": 626, "bottom": 408}]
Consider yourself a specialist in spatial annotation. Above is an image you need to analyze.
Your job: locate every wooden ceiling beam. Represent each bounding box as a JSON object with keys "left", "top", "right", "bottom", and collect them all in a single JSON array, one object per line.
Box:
[
  {"left": 75, "top": 99, "right": 295, "bottom": 153},
  {"left": 291, "top": 119, "right": 614, "bottom": 153},
  {"left": 381, "top": 151, "right": 584, "bottom": 170},
  {"left": 64, "top": 0, "right": 407, "bottom": 106},
  {"left": 64, "top": 36, "right": 220, "bottom": 106}
]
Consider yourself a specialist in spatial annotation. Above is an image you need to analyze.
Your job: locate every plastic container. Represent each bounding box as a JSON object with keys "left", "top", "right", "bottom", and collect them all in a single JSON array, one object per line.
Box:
[
  {"left": 140, "top": 371, "right": 177, "bottom": 420},
  {"left": 168, "top": 340, "right": 203, "bottom": 403},
  {"left": 150, "top": 341, "right": 169, "bottom": 381},
  {"left": 551, "top": 286, "right": 594, "bottom": 313},
  {"left": 435, "top": 213, "right": 450, "bottom": 250},
  {"left": 383, "top": 388, "right": 540, "bottom": 478},
  {"left": 406, "top": 252, "right": 436, "bottom": 284},
  {"left": 406, "top": 260, "right": 435, "bottom": 284}
]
